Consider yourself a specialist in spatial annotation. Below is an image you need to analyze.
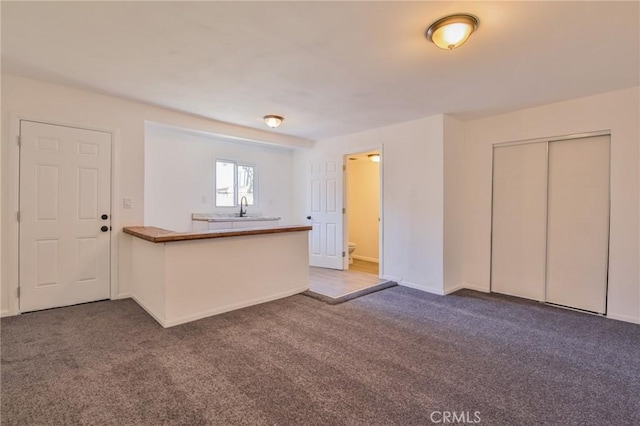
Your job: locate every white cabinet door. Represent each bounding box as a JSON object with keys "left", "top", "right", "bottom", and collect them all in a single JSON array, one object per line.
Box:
[
  {"left": 194, "top": 220, "right": 279, "bottom": 231},
  {"left": 208, "top": 221, "right": 232, "bottom": 230},
  {"left": 546, "top": 136, "right": 609, "bottom": 313},
  {"left": 19, "top": 121, "right": 112, "bottom": 312},
  {"left": 232, "top": 220, "right": 278, "bottom": 229},
  {"left": 192, "top": 220, "right": 208, "bottom": 232},
  {"left": 491, "top": 142, "right": 547, "bottom": 301}
]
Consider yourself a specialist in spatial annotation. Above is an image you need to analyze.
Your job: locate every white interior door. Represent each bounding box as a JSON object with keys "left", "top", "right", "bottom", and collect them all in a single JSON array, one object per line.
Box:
[
  {"left": 307, "top": 157, "right": 344, "bottom": 269},
  {"left": 491, "top": 142, "right": 548, "bottom": 301},
  {"left": 546, "top": 136, "right": 610, "bottom": 313},
  {"left": 19, "top": 120, "right": 112, "bottom": 312}
]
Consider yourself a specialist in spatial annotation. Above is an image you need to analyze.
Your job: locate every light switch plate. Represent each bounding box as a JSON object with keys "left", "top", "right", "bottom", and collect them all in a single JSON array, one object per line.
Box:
[{"left": 123, "top": 198, "right": 132, "bottom": 209}]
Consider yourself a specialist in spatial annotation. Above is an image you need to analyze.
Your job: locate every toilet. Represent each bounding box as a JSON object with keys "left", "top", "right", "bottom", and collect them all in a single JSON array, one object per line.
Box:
[{"left": 348, "top": 242, "right": 357, "bottom": 264}]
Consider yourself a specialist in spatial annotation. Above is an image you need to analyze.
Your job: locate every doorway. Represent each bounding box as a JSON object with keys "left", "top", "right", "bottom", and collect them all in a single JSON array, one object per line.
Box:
[
  {"left": 306, "top": 148, "right": 386, "bottom": 300},
  {"left": 19, "top": 120, "right": 112, "bottom": 312},
  {"left": 344, "top": 150, "right": 381, "bottom": 275}
]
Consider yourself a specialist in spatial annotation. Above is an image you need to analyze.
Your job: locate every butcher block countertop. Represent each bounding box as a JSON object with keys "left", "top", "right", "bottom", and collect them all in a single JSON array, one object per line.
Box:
[{"left": 123, "top": 225, "right": 312, "bottom": 243}]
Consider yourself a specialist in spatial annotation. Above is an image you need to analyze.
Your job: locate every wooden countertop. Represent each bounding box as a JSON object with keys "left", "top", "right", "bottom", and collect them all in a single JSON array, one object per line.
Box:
[{"left": 123, "top": 224, "right": 312, "bottom": 243}]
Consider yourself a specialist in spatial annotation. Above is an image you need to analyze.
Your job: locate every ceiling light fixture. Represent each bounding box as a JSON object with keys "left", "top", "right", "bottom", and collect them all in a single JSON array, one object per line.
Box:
[
  {"left": 426, "top": 14, "right": 478, "bottom": 50},
  {"left": 263, "top": 115, "right": 284, "bottom": 128},
  {"left": 368, "top": 154, "right": 380, "bottom": 163}
]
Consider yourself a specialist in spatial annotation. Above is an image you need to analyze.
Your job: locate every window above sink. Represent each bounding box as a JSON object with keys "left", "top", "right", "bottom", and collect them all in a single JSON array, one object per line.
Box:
[{"left": 215, "top": 159, "right": 257, "bottom": 207}]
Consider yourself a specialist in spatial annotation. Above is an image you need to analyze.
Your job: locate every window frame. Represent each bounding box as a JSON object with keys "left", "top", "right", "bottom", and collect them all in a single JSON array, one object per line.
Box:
[{"left": 214, "top": 159, "right": 258, "bottom": 208}]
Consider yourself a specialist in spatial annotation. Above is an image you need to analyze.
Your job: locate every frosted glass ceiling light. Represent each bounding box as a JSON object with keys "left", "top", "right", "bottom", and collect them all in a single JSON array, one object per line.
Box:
[
  {"left": 426, "top": 14, "right": 478, "bottom": 50},
  {"left": 263, "top": 115, "right": 284, "bottom": 128},
  {"left": 368, "top": 154, "right": 380, "bottom": 163}
]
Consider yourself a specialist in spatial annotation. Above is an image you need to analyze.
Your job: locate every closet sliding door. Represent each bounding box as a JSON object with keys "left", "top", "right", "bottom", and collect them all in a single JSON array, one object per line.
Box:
[
  {"left": 546, "top": 136, "right": 610, "bottom": 314},
  {"left": 491, "top": 142, "right": 547, "bottom": 301}
]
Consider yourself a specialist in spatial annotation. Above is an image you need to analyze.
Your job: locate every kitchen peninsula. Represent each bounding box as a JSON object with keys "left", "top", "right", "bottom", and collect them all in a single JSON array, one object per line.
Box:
[{"left": 124, "top": 224, "right": 311, "bottom": 327}]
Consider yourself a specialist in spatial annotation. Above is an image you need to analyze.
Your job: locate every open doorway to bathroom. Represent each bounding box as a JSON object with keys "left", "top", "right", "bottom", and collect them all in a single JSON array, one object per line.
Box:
[
  {"left": 345, "top": 150, "right": 381, "bottom": 275},
  {"left": 306, "top": 148, "right": 391, "bottom": 302}
]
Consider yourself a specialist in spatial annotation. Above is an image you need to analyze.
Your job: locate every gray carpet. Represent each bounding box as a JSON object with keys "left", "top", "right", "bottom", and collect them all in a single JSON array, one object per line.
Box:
[{"left": 2, "top": 287, "right": 639, "bottom": 425}]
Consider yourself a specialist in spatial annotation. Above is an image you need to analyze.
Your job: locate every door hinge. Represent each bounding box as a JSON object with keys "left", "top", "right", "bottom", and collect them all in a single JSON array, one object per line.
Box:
[
  {"left": 342, "top": 251, "right": 346, "bottom": 258},
  {"left": 16, "top": 211, "right": 20, "bottom": 222},
  {"left": 342, "top": 208, "right": 345, "bottom": 214},
  {"left": 17, "top": 287, "right": 20, "bottom": 298},
  {"left": 17, "top": 135, "right": 21, "bottom": 147},
  {"left": 342, "top": 165, "right": 346, "bottom": 171}
]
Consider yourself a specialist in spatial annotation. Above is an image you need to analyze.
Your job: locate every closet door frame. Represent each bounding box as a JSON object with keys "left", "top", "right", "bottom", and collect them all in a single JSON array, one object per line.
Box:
[{"left": 489, "top": 130, "right": 612, "bottom": 314}]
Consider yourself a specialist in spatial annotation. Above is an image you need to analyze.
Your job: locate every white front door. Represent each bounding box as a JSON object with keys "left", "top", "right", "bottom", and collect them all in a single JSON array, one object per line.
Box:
[
  {"left": 307, "top": 157, "right": 344, "bottom": 269},
  {"left": 19, "top": 120, "right": 112, "bottom": 312}
]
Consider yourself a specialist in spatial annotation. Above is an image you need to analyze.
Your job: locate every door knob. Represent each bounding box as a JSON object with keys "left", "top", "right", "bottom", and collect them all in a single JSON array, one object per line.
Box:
[
  {"left": 100, "top": 226, "right": 109, "bottom": 232},
  {"left": 101, "top": 214, "right": 109, "bottom": 220},
  {"left": 306, "top": 216, "right": 312, "bottom": 220}
]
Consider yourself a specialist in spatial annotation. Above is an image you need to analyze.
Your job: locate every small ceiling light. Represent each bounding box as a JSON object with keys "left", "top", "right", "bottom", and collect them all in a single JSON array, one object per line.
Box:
[
  {"left": 368, "top": 154, "right": 380, "bottom": 163},
  {"left": 426, "top": 14, "right": 478, "bottom": 50},
  {"left": 263, "top": 115, "right": 284, "bottom": 128}
]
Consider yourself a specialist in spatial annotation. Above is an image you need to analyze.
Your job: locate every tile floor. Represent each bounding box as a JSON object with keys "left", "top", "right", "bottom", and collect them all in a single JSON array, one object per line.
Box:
[{"left": 309, "top": 259, "right": 383, "bottom": 298}]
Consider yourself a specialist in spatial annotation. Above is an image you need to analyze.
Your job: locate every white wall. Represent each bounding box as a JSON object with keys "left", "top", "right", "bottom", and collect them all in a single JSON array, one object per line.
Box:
[
  {"left": 443, "top": 115, "right": 467, "bottom": 294},
  {"left": 1, "top": 74, "right": 312, "bottom": 316},
  {"left": 457, "top": 87, "right": 640, "bottom": 324},
  {"left": 294, "top": 114, "right": 445, "bottom": 293},
  {"left": 0, "top": 74, "right": 3, "bottom": 311},
  {"left": 145, "top": 124, "right": 295, "bottom": 232},
  {"left": 347, "top": 158, "right": 379, "bottom": 262},
  {"left": 5, "top": 73, "right": 636, "bottom": 324}
]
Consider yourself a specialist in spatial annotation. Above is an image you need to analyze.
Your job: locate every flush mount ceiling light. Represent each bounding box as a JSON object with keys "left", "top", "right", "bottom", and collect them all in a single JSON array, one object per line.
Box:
[
  {"left": 426, "top": 14, "right": 478, "bottom": 50},
  {"left": 263, "top": 115, "right": 284, "bottom": 128},
  {"left": 368, "top": 154, "right": 380, "bottom": 163}
]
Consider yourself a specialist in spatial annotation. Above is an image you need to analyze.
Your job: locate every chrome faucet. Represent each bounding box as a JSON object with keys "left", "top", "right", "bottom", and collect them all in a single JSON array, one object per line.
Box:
[{"left": 239, "top": 196, "right": 248, "bottom": 217}]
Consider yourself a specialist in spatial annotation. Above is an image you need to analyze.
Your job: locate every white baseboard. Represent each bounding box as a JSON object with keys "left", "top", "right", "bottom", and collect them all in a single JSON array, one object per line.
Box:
[
  {"left": 607, "top": 312, "right": 640, "bottom": 325},
  {"left": 131, "top": 295, "right": 167, "bottom": 327},
  {"left": 399, "top": 280, "right": 445, "bottom": 296},
  {"left": 459, "top": 283, "right": 491, "bottom": 293},
  {"left": 133, "top": 286, "right": 309, "bottom": 328},
  {"left": 113, "top": 293, "right": 131, "bottom": 300},
  {"left": 163, "top": 286, "right": 308, "bottom": 328},
  {"left": 352, "top": 255, "right": 379, "bottom": 263},
  {"left": 444, "top": 284, "right": 466, "bottom": 295},
  {"left": 382, "top": 274, "right": 402, "bottom": 283},
  {"left": 447, "top": 286, "right": 638, "bottom": 325},
  {"left": 1, "top": 309, "right": 14, "bottom": 318},
  {"left": 394, "top": 280, "right": 491, "bottom": 297}
]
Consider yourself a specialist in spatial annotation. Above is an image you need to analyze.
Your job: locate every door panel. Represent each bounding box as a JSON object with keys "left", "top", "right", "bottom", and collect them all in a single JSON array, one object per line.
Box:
[
  {"left": 78, "top": 168, "right": 99, "bottom": 219},
  {"left": 326, "top": 179, "right": 337, "bottom": 212},
  {"left": 35, "top": 239, "right": 59, "bottom": 286},
  {"left": 36, "top": 164, "right": 60, "bottom": 220},
  {"left": 307, "top": 158, "right": 343, "bottom": 269},
  {"left": 546, "top": 136, "right": 609, "bottom": 313},
  {"left": 78, "top": 237, "right": 98, "bottom": 282},
  {"left": 20, "top": 121, "right": 112, "bottom": 312},
  {"left": 491, "top": 142, "right": 548, "bottom": 301},
  {"left": 326, "top": 223, "right": 337, "bottom": 257}
]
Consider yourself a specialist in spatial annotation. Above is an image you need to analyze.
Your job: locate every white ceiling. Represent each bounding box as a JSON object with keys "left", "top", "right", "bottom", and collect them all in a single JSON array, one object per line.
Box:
[{"left": 2, "top": 1, "right": 638, "bottom": 141}]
